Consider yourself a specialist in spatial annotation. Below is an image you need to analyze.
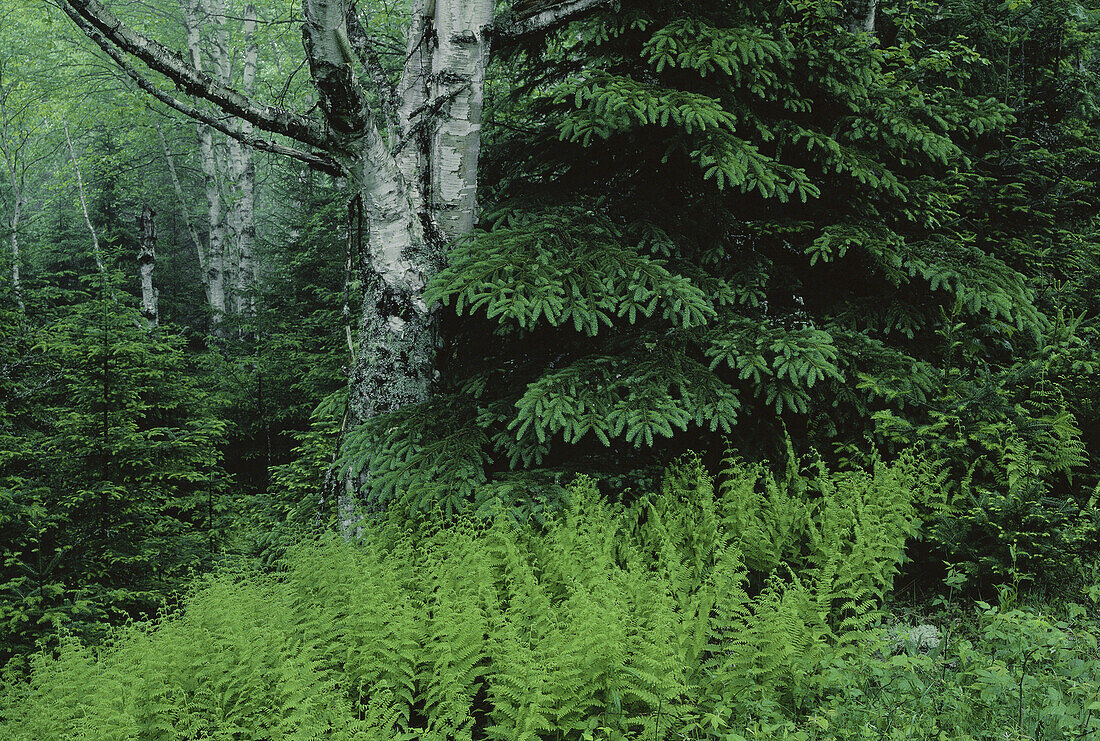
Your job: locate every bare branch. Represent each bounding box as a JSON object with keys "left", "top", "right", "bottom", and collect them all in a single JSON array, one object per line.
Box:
[
  {"left": 66, "top": 8, "right": 342, "bottom": 174},
  {"left": 58, "top": 0, "right": 331, "bottom": 151},
  {"left": 492, "top": 0, "right": 615, "bottom": 42}
]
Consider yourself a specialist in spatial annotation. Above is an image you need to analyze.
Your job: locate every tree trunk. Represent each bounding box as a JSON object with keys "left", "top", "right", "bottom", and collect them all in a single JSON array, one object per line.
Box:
[
  {"left": 180, "top": 0, "right": 229, "bottom": 330},
  {"left": 847, "top": 0, "right": 878, "bottom": 36},
  {"left": 229, "top": 3, "right": 257, "bottom": 320},
  {"left": 0, "top": 65, "right": 26, "bottom": 313},
  {"left": 8, "top": 189, "right": 21, "bottom": 312},
  {"left": 137, "top": 204, "right": 158, "bottom": 328},
  {"left": 63, "top": 118, "right": 106, "bottom": 274}
]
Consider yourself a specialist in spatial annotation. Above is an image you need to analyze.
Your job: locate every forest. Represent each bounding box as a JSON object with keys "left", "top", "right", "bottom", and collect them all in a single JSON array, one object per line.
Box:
[{"left": 1, "top": 0, "right": 1099, "bottom": 737}]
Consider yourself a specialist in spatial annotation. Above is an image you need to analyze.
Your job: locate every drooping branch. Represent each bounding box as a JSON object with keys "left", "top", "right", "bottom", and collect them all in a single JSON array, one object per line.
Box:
[
  {"left": 492, "top": 0, "right": 615, "bottom": 42},
  {"left": 65, "top": 6, "right": 341, "bottom": 174},
  {"left": 58, "top": 0, "right": 331, "bottom": 152}
]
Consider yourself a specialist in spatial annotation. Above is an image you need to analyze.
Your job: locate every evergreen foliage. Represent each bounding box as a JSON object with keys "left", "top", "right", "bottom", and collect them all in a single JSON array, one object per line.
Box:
[
  {"left": 0, "top": 275, "right": 226, "bottom": 665},
  {"left": 333, "top": 0, "right": 1099, "bottom": 534}
]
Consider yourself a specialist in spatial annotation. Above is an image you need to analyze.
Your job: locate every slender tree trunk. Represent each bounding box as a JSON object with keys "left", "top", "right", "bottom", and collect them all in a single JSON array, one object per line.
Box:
[
  {"left": 63, "top": 118, "right": 106, "bottom": 274},
  {"left": 6, "top": 184, "right": 22, "bottom": 313},
  {"left": 200, "top": 125, "right": 228, "bottom": 325},
  {"left": 229, "top": 3, "right": 257, "bottom": 320},
  {"left": 180, "top": 0, "right": 228, "bottom": 330},
  {"left": 0, "top": 66, "right": 26, "bottom": 313},
  {"left": 137, "top": 204, "right": 158, "bottom": 328}
]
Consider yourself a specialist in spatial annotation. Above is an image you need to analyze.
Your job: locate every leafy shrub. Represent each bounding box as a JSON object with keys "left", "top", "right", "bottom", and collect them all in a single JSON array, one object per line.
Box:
[{"left": 815, "top": 602, "right": 1100, "bottom": 740}]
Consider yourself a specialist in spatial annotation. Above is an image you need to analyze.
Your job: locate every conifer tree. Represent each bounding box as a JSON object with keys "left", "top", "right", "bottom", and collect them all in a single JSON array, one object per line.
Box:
[{"left": 343, "top": 0, "right": 1066, "bottom": 511}]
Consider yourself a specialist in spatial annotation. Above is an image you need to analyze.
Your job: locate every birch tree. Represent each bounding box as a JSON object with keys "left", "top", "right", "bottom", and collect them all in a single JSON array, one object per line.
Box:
[
  {"left": 0, "top": 67, "right": 28, "bottom": 313},
  {"left": 137, "top": 204, "right": 158, "bottom": 327},
  {"left": 56, "top": 0, "right": 610, "bottom": 515},
  {"left": 0, "top": 58, "right": 47, "bottom": 314}
]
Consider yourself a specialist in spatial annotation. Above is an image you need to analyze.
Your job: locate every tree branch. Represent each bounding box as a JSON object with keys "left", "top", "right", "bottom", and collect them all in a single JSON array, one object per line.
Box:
[
  {"left": 58, "top": 0, "right": 331, "bottom": 152},
  {"left": 492, "top": 0, "right": 615, "bottom": 42},
  {"left": 63, "top": 6, "right": 342, "bottom": 174}
]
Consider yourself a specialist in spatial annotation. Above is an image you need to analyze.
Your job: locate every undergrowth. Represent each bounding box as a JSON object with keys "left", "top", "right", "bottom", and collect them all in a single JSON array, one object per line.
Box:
[{"left": 2, "top": 451, "right": 1098, "bottom": 740}]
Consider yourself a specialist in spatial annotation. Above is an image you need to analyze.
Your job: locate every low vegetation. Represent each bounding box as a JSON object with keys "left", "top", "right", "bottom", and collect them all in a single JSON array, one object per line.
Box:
[{"left": 3, "top": 453, "right": 1098, "bottom": 740}]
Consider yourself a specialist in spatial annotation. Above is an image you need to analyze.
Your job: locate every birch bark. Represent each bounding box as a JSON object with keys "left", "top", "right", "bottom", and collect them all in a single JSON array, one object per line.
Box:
[
  {"left": 7, "top": 182, "right": 21, "bottom": 313},
  {"left": 137, "top": 205, "right": 158, "bottom": 328},
  {"left": 180, "top": 0, "right": 228, "bottom": 329},
  {"left": 1, "top": 148, "right": 23, "bottom": 313},
  {"left": 846, "top": 0, "right": 879, "bottom": 36},
  {"left": 229, "top": 3, "right": 258, "bottom": 320},
  {"left": 0, "top": 68, "right": 26, "bottom": 312}
]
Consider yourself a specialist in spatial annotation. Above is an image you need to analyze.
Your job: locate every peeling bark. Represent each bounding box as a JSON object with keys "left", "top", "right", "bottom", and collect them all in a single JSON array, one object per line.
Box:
[
  {"left": 430, "top": 0, "right": 494, "bottom": 238},
  {"left": 137, "top": 205, "right": 158, "bottom": 328}
]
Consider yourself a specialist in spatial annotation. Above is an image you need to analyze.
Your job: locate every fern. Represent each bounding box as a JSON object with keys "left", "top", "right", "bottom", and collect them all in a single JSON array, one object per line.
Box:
[{"left": 1, "top": 450, "right": 952, "bottom": 740}]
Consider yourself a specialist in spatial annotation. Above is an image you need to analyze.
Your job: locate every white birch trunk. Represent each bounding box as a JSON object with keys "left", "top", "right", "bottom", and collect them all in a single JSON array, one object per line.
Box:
[
  {"left": 8, "top": 189, "right": 21, "bottom": 312},
  {"left": 229, "top": 3, "right": 258, "bottom": 320},
  {"left": 63, "top": 118, "right": 106, "bottom": 274},
  {"left": 429, "top": 0, "right": 494, "bottom": 239},
  {"left": 201, "top": 124, "right": 228, "bottom": 324},
  {"left": 2, "top": 152, "right": 23, "bottom": 312},
  {"left": 1, "top": 55, "right": 26, "bottom": 312},
  {"left": 137, "top": 204, "right": 158, "bottom": 327},
  {"left": 180, "top": 0, "right": 228, "bottom": 328}
]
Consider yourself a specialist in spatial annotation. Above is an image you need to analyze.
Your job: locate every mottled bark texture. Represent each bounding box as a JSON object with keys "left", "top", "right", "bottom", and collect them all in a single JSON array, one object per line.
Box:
[
  {"left": 230, "top": 3, "right": 258, "bottom": 320},
  {"left": 179, "top": 0, "right": 259, "bottom": 330},
  {"left": 137, "top": 205, "right": 158, "bottom": 328},
  {"left": 179, "top": 0, "right": 227, "bottom": 326}
]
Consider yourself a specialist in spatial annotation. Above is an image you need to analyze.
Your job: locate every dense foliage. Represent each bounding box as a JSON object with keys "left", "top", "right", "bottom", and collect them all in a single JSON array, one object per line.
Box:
[
  {"left": 1, "top": 0, "right": 1098, "bottom": 727},
  {"left": 3, "top": 459, "right": 1099, "bottom": 739},
  {"left": 0, "top": 276, "right": 226, "bottom": 665},
  {"left": 332, "top": 0, "right": 1100, "bottom": 587}
]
